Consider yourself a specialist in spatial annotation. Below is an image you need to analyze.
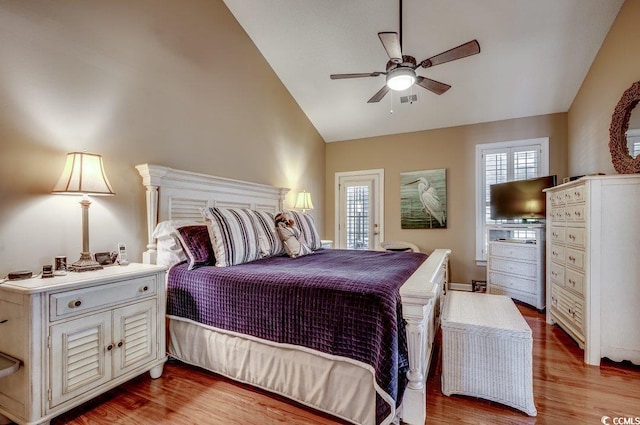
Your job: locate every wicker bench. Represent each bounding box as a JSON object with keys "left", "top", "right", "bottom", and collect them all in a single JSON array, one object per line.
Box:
[{"left": 441, "top": 291, "right": 537, "bottom": 416}]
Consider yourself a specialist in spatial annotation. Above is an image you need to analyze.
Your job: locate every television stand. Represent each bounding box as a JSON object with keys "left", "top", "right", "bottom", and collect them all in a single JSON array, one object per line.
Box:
[{"left": 486, "top": 224, "right": 545, "bottom": 310}]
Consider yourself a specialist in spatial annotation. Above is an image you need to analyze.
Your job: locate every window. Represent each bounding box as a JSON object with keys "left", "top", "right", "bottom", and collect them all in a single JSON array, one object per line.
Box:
[
  {"left": 345, "top": 185, "right": 370, "bottom": 250},
  {"left": 335, "top": 169, "right": 384, "bottom": 250},
  {"left": 475, "top": 138, "right": 549, "bottom": 264}
]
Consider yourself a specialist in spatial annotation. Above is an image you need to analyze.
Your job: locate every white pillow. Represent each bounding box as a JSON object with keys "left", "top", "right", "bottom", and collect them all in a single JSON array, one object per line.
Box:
[{"left": 152, "top": 220, "right": 201, "bottom": 267}]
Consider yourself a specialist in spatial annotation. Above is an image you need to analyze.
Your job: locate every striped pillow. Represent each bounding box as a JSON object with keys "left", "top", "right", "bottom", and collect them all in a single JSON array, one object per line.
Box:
[
  {"left": 201, "top": 207, "right": 263, "bottom": 267},
  {"left": 288, "top": 210, "right": 322, "bottom": 250},
  {"left": 251, "top": 210, "right": 285, "bottom": 257}
]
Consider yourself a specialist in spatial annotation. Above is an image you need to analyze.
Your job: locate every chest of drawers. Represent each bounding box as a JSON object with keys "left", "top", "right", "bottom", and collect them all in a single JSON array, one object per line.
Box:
[
  {"left": 545, "top": 176, "right": 640, "bottom": 366},
  {"left": 486, "top": 225, "right": 545, "bottom": 310}
]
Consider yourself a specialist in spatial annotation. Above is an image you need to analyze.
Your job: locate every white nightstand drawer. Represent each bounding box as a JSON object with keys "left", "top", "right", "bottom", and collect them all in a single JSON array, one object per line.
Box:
[{"left": 50, "top": 275, "right": 157, "bottom": 321}]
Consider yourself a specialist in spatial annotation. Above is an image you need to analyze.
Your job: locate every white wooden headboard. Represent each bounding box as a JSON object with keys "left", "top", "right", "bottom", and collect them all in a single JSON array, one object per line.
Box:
[{"left": 136, "top": 164, "right": 289, "bottom": 264}]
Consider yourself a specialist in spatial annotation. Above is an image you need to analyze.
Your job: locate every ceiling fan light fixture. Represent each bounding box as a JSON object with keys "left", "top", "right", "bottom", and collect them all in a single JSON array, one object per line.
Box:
[{"left": 386, "top": 67, "right": 416, "bottom": 91}]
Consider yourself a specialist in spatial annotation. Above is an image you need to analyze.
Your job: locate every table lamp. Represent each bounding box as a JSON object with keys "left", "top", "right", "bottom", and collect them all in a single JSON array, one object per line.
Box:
[
  {"left": 52, "top": 152, "right": 115, "bottom": 271},
  {"left": 294, "top": 190, "right": 314, "bottom": 213}
]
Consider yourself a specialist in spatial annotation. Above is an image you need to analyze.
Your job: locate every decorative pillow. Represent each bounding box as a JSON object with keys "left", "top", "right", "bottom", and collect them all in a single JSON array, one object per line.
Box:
[
  {"left": 201, "top": 207, "right": 263, "bottom": 267},
  {"left": 152, "top": 220, "right": 201, "bottom": 268},
  {"left": 287, "top": 210, "right": 323, "bottom": 250},
  {"left": 251, "top": 210, "right": 285, "bottom": 257},
  {"left": 175, "top": 225, "right": 215, "bottom": 270},
  {"left": 275, "top": 212, "right": 313, "bottom": 258}
]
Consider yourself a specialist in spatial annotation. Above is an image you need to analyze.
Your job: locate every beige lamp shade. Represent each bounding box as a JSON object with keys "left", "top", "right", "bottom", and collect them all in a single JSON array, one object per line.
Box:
[
  {"left": 294, "top": 190, "right": 314, "bottom": 212},
  {"left": 52, "top": 152, "right": 115, "bottom": 195}
]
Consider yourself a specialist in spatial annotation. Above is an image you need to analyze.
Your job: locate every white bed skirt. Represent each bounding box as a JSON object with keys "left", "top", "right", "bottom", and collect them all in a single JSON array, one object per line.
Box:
[{"left": 168, "top": 317, "right": 380, "bottom": 425}]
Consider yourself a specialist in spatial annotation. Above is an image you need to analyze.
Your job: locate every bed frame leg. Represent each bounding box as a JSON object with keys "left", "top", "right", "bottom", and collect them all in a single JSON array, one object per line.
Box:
[{"left": 402, "top": 308, "right": 428, "bottom": 424}]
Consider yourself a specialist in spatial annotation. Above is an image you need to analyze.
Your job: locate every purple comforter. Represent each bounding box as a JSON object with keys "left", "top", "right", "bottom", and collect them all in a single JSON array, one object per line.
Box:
[{"left": 167, "top": 249, "right": 428, "bottom": 424}]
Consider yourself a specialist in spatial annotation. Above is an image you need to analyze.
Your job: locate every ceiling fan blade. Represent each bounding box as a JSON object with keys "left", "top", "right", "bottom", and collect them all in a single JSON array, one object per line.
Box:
[
  {"left": 416, "top": 76, "right": 451, "bottom": 95},
  {"left": 367, "top": 85, "right": 390, "bottom": 103},
  {"left": 420, "top": 40, "right": 480, "bottom": 68},
  {"left": 378, "top": 32, "right": 403, "bottom": 64},
  {"left": 330, "top": 72, "right": 383, "bottom": 79}
]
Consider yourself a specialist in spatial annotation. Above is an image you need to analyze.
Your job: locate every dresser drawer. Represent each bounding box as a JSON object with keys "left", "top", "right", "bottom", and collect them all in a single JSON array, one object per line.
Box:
[
  {"left": 489, "top": 257, "right": 537, "bottom": 279},
  {"left": 552, "top": 207, "right": 566, "bottom": 222},
  {"left": 489, "top": 242, "right": 536, "bottom": 261},
  {"left": 549, "top": 243, "right": 565, "bottom": 263},
  {"left": 565, "top": 268, "right": 584, "bottom": 295},
  {"left": 49, "top": 276, "right": 157, "bottom": 321},
  {"left": 554, "top": 285, "right": 584, "bottom": 334},
  {"left": 551, "top": 190, "right": 566, "bottom": 206},
  {"left": 566, "top": 227, "right": 585, "bottom": 247},
  {"left": 566, "top": 247, "right": 585, "bottom": 271},
  {"left": 566, "top": 205, "right": 586, "bottom": 222},
  {"left": 566, "top": 184, "right": 586, "bottom": 204},
  {"left": 549, "top": 262, "right": 565, "bottom": 286},
  {"left": 488, "top": 271, "right": 536, "bottom": 294},
  {"left": 551, "top": 285, "right": 584, "bottom": 337},
  {"left": 549, "top": 226, "right": 565, "bottom": 243}
]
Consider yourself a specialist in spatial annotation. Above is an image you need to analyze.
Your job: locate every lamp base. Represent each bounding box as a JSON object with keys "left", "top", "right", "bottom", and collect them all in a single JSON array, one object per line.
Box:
[{"left": 68, "top": 252, "right": 103, "bottom": 272}]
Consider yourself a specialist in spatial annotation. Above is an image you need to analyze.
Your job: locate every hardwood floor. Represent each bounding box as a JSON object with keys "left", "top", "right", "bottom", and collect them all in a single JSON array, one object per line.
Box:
[{"left": 50, "top": 305, "right": 640, "bottom": 425}]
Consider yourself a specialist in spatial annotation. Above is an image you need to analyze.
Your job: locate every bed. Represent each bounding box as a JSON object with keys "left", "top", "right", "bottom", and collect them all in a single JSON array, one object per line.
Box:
[{"left": 136, "top": 164, "right": 450, "bottom": 425}]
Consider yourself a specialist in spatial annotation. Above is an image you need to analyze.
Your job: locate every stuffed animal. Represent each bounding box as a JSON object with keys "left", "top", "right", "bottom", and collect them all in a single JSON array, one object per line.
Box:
[{"left": 275, "top": 212, "right": 312, "bottom": 258}]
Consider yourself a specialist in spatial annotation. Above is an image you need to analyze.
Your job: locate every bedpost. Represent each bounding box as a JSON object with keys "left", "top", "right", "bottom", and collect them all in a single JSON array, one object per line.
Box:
[
  {"left": 399, "top": 248, "right": 450, "bottom": 425},
  {"left": 136, "top": 164, "right": 171, "bottom": 264}
]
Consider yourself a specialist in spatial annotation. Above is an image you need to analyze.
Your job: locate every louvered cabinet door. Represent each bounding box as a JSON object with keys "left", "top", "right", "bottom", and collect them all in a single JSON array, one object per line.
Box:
[
  {"left": 49, "top": 311, "right": 112, "bottom": 407},
  {"left": 112, "top": 300, "right": 157, "bottom": 377}
]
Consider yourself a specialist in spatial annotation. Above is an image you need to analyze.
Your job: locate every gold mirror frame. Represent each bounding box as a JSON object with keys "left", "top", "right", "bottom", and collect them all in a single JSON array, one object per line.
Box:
[{"left": 609, "top": 81, "right": 640, "bottom": 174}]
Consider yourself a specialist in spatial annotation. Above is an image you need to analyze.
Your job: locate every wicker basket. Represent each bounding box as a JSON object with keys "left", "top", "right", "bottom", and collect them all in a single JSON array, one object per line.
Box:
[{"left": 441, "top": 291, "right": 537, "bottom": 416}]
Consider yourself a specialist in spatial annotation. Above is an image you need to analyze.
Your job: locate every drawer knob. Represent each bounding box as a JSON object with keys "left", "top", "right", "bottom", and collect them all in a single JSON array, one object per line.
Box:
[
  {"left": 140, "top": 286, "right": 149, "bottom": 292},
  {"left": 107, "top": 344, "right": 114, "bottom": 351},
  {"left": 117, "top": 341, "right": 124, "bottom": 348},
  {"left": 68, "top": 299, "right": 82, "bottom": 308}
]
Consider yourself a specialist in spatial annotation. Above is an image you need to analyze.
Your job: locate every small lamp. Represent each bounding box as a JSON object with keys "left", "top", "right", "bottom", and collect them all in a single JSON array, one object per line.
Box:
[
  {"left": 53, "top": 152, "right": 115, "bottom": 272},
  {"left": 294, "top": 190, "right": 314, "bottom": 213}
]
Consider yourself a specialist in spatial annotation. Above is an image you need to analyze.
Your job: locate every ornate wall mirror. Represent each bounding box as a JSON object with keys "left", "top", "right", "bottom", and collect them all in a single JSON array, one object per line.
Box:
[{"left": 609, "top": 81, "right": 640, "bottom": 173}]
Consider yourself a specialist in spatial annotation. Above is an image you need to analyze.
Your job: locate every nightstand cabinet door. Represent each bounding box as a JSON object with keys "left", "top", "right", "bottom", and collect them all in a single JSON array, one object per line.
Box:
[
  {"left": 49, "top": 311, "right": 113, "bottom": 408},
  {"left": 113, "top": 300, "right": 157, "bottom": 377}
]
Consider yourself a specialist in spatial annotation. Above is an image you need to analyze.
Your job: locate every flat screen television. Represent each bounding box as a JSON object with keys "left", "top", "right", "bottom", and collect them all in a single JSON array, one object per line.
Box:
[{"left": 489, "top": 175, "right": 557, "bottom": 220}]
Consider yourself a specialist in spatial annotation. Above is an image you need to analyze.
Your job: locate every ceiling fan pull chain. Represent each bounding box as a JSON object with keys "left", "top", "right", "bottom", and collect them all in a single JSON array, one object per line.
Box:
[{"left": 390, "top": 90, "right": 394, "bottom": 114}]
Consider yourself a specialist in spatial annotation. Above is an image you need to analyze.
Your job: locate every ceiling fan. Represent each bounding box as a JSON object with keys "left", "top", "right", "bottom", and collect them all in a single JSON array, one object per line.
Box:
[{"left": 330, "top": 0, "right": 480, "bottom": 103}]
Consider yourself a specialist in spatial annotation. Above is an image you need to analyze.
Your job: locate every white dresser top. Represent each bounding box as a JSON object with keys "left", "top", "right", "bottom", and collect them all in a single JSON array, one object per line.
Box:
[{"left": 442, "top": 291, "right": 531, "bottom": 337}]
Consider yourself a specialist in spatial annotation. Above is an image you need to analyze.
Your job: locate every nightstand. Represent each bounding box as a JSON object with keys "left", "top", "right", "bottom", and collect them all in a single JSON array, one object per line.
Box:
[{"left": 0, "top": 263, "right": 166, "bottom": 425}]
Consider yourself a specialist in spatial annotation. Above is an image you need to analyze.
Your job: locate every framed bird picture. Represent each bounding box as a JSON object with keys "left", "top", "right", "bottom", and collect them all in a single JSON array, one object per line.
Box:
[{"left": 400, "top": 168, "right": 447, "bottom": 229}]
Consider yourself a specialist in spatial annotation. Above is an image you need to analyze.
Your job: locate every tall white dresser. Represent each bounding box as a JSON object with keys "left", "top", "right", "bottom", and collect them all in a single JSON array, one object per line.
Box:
[{"left": 545, "top": 175, "right": 640, "bottom": 366}]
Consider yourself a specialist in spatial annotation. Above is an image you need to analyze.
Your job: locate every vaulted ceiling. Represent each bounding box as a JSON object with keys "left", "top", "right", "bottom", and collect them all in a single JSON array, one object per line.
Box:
[{"left": 223, "top": 0, "right": 624, "bottom": 142}]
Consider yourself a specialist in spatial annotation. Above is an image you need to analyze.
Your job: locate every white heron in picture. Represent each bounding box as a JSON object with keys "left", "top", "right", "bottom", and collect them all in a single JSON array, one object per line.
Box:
[{"left": 407, "top": 177, "right": 445, "bottom": 228}]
